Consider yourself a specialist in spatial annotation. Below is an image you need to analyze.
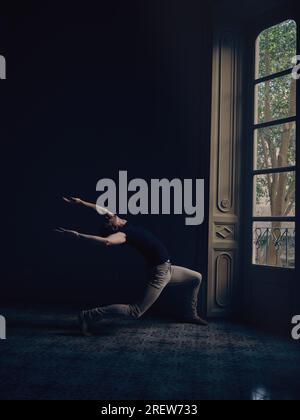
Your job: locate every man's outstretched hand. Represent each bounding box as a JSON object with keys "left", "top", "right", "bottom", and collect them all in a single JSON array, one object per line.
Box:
[
  {"left": 63, "top": 197, "right": 83, "bottom": 205},
  {"left": 54, "top": 228, "right": 80, "bottom": 239}
]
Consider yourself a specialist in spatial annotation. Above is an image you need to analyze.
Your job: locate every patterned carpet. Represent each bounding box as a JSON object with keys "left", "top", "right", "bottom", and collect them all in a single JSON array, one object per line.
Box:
[{"left": 0, "top": 306, "right": 299, "bottom": 400}]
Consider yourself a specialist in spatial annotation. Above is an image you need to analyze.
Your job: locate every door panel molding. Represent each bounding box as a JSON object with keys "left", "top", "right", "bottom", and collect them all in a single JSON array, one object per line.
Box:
[
  {"left": 207, "top": 27, "right": 243, "bottom": 317},
  {"left": 215, "top": 251, "right": 234, "bottom": 309}
]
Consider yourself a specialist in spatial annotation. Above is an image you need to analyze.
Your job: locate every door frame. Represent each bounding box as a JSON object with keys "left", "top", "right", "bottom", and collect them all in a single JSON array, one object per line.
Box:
[{"left": 242, "top": 3, "right": 300, "bottom": 332}]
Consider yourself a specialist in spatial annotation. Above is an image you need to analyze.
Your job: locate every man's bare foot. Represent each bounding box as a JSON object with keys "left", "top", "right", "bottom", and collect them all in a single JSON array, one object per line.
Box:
[
  {"left": 183, "top": 316, "right": 208, "bottom": 326},
  {"left": 78, "top": 311, "right": 93, "bottom": 337}
]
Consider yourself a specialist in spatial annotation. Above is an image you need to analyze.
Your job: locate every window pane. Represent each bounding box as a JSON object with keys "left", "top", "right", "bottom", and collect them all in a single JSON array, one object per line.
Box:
[
  {"left": 254, "top": 171, "right": 296, "bottom": 217},
  {"left": 255, "top": 75, "right": 296, "bottom": 124},
  {"left": 253, "top": 222, "right": 295, "bottom": 268},
  {"left": 256, "top": 20, "right": 297, "bottom": 79},
  {"left": 254, "top": 122, "right": 296, "bottom": 170}
]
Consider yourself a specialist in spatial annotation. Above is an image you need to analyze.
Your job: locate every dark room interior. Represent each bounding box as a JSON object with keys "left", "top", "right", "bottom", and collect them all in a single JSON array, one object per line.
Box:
[{"left": 1, "top": 0, "right": 300, "bottom": 402}]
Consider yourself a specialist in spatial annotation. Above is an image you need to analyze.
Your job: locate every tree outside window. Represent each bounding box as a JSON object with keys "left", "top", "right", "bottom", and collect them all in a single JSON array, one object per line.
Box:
[{"left": 253, "top": 20, "right": 297, "bottom": 268}]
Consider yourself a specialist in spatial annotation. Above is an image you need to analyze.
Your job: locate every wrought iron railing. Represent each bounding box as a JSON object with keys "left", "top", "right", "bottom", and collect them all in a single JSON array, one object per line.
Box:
[{"left": 254, "top": 227, "right": 295, "bottom": 268}]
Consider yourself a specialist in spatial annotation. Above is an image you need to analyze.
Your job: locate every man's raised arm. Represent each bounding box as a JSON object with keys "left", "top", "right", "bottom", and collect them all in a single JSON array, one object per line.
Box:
[
  {"left": 79, "top": 232, "right": 126, "bottom": 246},
  {"left": 54, "top": 228, "right": 126, "bottom": 247},
  {"left": 63, "top": 197, "right": 114, "bottom": 217}
]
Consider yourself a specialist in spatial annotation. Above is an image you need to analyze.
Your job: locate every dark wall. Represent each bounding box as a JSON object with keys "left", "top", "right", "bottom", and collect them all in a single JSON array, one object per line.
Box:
[{"left": 2, "top": 1, "right": 212, "bottom": 308}]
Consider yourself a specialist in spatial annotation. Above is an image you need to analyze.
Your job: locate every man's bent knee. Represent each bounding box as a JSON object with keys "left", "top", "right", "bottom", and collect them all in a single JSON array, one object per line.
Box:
[
  {"left": 129, "top": 304, "right": 143, "bottom": 320},
  {"left": 194, "top": 273, "right": 202, "bottom": 286}
]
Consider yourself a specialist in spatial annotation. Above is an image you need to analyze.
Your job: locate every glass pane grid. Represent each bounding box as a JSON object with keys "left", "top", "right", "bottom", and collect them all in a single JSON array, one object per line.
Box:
[
  {"left": 253, "top": 222, "right": 295, "bottom": 268},
  {"left": 255, "top": 75, "right": 296, "bottom": 125},
  {"left": 254, "top": 67, "right": 295, "bottom": 85},
  {"left": 252, "top": 19, "right": 297, "bottom": 269},
  {"left": 253, "top": 171, "right": 296, "bottom": 218},
  {"left": 254, "top": 116, "right": 297, "bottom": 131},
  {"left": 254, "top": 122, "right": 296, "bottom": 171}
]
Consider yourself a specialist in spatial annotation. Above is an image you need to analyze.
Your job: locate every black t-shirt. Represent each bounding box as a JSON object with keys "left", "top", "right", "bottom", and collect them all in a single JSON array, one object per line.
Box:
[{"left": 120, "top": 223, "right": 170, "bottom": 266}]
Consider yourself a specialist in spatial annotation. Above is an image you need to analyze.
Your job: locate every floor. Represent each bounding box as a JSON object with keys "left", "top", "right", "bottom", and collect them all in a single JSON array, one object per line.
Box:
[{"left": 0, "top": 306, "right": 299, "bottom": 400}]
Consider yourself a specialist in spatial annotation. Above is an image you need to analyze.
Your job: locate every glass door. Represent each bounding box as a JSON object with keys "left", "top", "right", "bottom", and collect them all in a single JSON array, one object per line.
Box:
[
  {"left": 244, "top": 17, "right": 298, "bottom": 331},
  {"left": 253, "top": 20, "right": 297, "bottom": 270}
]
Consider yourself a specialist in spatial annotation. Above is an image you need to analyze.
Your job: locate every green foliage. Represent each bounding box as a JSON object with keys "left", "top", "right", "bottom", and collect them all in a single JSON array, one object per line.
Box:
[
  {"left": 257, "top": 75, "right": 295, "bottom": 123},
  {"left": 255, "top": 20, "right": 297, "bottom": 218},
  {"left": 257, "top": 20, "right": 297, "bottom": 78}
]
